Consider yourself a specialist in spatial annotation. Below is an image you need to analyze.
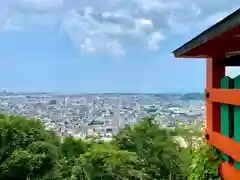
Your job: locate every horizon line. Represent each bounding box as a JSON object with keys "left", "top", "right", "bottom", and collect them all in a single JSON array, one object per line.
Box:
[{"left": 1, "top": 91, "right": 204, "bottom": 95}]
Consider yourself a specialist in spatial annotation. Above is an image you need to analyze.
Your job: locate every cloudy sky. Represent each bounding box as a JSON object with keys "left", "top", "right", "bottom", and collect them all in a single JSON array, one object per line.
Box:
[{"left": 0, "top": 0, "right": 239, "bottom": 93}]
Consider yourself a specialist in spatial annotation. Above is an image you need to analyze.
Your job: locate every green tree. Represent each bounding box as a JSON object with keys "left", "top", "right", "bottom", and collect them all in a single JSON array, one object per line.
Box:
[
  {"left": 0, "top": 114, "right": 60, "bottom": 164},
  {"left": 173, "top": 121, "right": 203, "bottom": 176},
  {"left": 174, "top": 121, "right": 203, "bottom": 154},
  {"left": 188, "top": 143, "right": 221, "bottom": 180},
  {"left": 60, "top": 136, "right": 87, "bottom": 159},
  {"left": 172, "top": 120, "right": 221, "bottom": 179},
  {"left": 0, "top": 114, "right": 61, "bottom": 180},
  {"left": 0, "top": 113, "right": 220, "bottom": 180},
  {"left": 0, "top": 142, "right": 59, "bottom": 180},
  {"left": 58, "top": 136, "right": 88, "bottom": 179},
  {"left": 72, "top": 142, "right": 145, "bottom": 180},
  {"left": 113, "top": 118, "right": 184, "bottom": 179}
]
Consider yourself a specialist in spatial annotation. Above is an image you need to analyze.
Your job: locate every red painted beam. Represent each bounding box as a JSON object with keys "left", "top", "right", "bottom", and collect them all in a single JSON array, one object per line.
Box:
[
  {"left": 206, "top": 88, "right": 240, "bottom": 106},
  {"left": 220, "top": 162, "right": 240, "bottom": 180},
  {"left": 208, "top": 131, "right": 240, "bottom": 162}
]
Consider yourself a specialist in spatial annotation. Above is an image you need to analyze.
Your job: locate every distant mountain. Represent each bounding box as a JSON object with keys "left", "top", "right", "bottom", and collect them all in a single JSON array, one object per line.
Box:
[{"left": 180, "top": 93, "right": 204, "bottom": 100}]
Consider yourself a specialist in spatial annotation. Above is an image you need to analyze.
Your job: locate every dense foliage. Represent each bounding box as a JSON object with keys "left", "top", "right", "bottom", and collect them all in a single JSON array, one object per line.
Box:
[
  {"left": 188, "top": 143, "right": 221, "bottom": 180},
  {"left": 0, "top": 114, "right": 221, "bottom": 180}
]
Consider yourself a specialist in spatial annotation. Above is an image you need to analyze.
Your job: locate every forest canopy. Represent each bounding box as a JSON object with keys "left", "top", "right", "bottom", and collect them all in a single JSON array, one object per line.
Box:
[{"left": 0, "top": 114, "right": 220, "bottom": 180}]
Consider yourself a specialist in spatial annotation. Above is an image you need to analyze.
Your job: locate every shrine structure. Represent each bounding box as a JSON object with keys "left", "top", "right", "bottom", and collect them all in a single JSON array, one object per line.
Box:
[{"left": 173, "top": 8, "right": 240, "bottom": 179}]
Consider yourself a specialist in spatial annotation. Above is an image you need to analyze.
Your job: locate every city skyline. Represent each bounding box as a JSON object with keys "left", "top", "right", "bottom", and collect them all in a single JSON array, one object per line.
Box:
[
  {"left": 0, "top": 91, "right": 205, "bottom": 138},
  {"left": 0, "top": 1, "right": 239, "bottom": 93}
]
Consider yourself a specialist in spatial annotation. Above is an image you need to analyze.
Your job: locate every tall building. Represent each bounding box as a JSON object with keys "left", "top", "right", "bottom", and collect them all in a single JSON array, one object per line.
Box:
[{"left": 64, "top": 97, "right": 68, "bottom": 108}]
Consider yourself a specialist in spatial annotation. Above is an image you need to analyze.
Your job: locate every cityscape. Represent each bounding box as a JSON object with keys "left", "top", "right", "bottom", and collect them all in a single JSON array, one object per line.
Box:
[{"left": 0, "top": 90, "right": 205, "bottom": 141}]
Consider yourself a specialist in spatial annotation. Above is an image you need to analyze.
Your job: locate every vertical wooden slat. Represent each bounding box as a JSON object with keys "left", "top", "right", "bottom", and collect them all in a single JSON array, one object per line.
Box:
[
  {"left": 220, "top": 76, "right": 233, "bottom": 162},
  {"left": 234, "top": 75, "right": 240, "bottom": 170}
]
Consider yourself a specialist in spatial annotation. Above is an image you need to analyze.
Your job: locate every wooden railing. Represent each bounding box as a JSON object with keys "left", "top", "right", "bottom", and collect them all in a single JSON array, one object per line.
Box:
[{"left": 206, "top": 75, "right": 240, "bottom": 179}]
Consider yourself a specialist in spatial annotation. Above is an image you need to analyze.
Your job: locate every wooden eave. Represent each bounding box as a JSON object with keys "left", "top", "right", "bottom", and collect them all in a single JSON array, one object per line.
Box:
[{"left": 173, "top": 8, "right": 240, "bottom": 58}]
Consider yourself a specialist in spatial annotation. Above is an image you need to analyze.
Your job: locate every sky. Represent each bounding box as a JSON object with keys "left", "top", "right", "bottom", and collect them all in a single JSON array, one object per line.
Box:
[{"left": 0, "top": 0, "right": 239, "bottom": 93}]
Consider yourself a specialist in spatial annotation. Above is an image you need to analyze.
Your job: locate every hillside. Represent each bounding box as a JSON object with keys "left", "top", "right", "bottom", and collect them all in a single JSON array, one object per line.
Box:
[{"left": 180, "top": 93, "right": 204, "bottom": 101}]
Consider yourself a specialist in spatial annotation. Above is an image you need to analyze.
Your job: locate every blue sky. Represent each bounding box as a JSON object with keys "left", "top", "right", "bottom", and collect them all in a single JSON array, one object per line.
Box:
[{"left": 0, "top": 0, "right": 239, "bottom": 93}]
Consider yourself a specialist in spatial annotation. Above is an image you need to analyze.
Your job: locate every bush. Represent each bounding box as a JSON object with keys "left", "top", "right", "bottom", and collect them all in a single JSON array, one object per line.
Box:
[{"left": 188, "top": 143, "right": 221, "bottom": 180}]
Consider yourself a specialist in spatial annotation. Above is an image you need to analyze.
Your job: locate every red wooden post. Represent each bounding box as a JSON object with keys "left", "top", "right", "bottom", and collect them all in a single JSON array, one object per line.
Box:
[{"left": 206, "top": 57, "right": 225, "bottom": 134}]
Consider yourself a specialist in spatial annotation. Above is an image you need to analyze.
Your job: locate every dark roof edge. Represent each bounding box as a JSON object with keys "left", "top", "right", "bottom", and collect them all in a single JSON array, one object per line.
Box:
[{"left": 173, "top": 8, "right": 240, "bottom": 57}]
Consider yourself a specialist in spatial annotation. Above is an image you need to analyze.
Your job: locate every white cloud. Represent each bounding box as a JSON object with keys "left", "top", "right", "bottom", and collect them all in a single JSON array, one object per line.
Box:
[
  {"left": 80, "top": 38, "right": 96, "bottom": 53},
  {"left": 1, "top": 18, "right": 21, "bottom": 31},
  {"left": 148, "top": 32, "right": 165, "bottom": 51},
  {"left": 0, "top": 0, "right": 239, "bottom": 56},
  {"left": 133, "top": 0, "right": 179, "bottom": 13},
  {"left": 21, "top": 0, "right": 63, "bottom": 10},
  {"left": 107, "top": 40, "right": 125, "bottom": 56}
]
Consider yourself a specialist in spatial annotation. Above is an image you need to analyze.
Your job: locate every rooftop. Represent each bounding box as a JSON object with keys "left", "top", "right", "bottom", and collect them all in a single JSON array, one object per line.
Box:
[{"left": 173, "top": 8, "right": 240, "bottom": 58}]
